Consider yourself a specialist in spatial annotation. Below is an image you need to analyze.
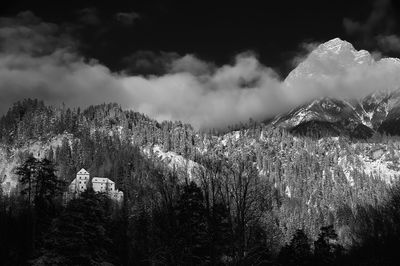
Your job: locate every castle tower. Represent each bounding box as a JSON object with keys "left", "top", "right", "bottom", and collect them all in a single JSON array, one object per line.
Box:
[{"left": 75, "top": 168, "right": 90, "bottom": 192}]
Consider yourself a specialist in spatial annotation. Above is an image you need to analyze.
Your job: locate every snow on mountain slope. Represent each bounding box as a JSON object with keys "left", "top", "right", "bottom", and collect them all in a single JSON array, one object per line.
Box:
[
  {"left": 338, "top": 143, "right": 400, "bottom": 185},
  {"left": 0, "top": 133, "right": 74, "bottom": 194},
  {"left": 273, "top": 88, "right": 400, "bottom": 138},
  {"left": 142, "top": 145, "right": 202, "bottom": 181},
  {"left": 204, "top": 126, "right": 400, "bottom": 187},
  {"left": 274, "top": 98, "right": 358, "bottom": 127},
  {"left": 358, "top": 154, "right": 399, "bottom": 184},
  {"left": 272, "top": 97, "right": 375, "bottom": 138},
  {"left": 285, "top": 38, "right": 374, "bottom": 86}
]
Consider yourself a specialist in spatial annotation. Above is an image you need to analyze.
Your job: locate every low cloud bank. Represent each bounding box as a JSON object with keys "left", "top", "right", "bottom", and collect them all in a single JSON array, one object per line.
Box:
[{"left": 1, "top": 11, "right": 400, "bottom": 130}]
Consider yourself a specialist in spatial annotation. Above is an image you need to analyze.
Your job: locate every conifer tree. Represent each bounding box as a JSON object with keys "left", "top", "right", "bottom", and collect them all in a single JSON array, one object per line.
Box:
[
  {"left": 278, "top": 229, "right": 312, "bottom": 266},
  {"left": 314, "top": 225, "right": 343, "bottom": 265}
]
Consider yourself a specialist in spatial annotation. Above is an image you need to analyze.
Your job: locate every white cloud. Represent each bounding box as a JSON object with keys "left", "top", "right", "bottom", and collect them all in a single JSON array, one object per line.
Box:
[
  {"left": 121, "top": 55, "right": 284, "bottom": 129},
  {"left": 115, "top": 11, "right": 141, "bottom": 26},
  {"left": 378, "top": 34, "right": 400, "bottom": 52},
  {"left": 170, "top": 54, "right": 214, "bottom": 76}
]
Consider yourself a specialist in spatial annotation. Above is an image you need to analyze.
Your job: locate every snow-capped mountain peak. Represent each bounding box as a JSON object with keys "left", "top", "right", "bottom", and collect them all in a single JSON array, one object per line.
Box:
[
  {"left": 318, "top": 37, "right": 353, "bottom": 54},
  {"left": 315, "top": 38, "right": 372, "bottom": 63},
  {"left": 278, "top": 38, "right": 400, "bottom": 138},
  {"left": 286, "top": 38, "right": 374, "bottom": 83}
]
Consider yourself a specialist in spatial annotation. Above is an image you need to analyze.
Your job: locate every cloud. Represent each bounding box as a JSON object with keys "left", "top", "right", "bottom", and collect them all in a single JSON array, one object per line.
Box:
[
  {"left": 121, "top": 50, "right": 179, "bottom": 75},
  {"left": 285, "top": 55, "right": 400, "bottom": 104},
  {"left": 76, "top": 8, "right": 101, "bottom": 26},
  {"left": 121, "top": 51, "right": 214, "bottom": 77},
  {"left": 291, "top": 41, "right": 320, "bottom": 68},
  {"left": 115, "top": 11, "right": 141, "bottom": 26},
  {"left": 120, "top": 54, "right": 285, "bottom": 129},
  {"left": 0, "top": 12, "right": 121, "bottom": 114},
  {"left": 0, "top": 12, "right": 286, "bottom": 130},
  {"left": 343, "top": 0, "right": 395, "bottom": 37},
  {"left": 377, "top": 34, "right": 400, "bottom": 52},
  {"left": 170, "top": 54, "right": 215, "bottom": 76},
  {"left": 343, "top": 0, "right": 400, "bottom": 53},
  {"left": 1, "top": 12, "right": 400, "bottom": 130},
  {"left": 0, "top": 11, "right": 74, "bottom": 55}
]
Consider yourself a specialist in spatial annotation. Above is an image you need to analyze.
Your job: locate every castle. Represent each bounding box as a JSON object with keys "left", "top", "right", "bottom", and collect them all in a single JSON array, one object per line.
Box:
[{"left": 64, "top": 168, "right": 123, "bottom": 203}]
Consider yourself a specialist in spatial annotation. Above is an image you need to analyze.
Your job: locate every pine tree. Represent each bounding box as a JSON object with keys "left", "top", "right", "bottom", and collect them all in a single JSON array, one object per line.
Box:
[
  {"left": 174, "top": 182, "right": 209, "bottom": 265},
  {"left": 15, "top": 156, "right": 39, "bottom": 204},
  {"left": 314, "top": 225, "right": 343, "bottom": 265},
  {"left": 278, "top": 229, "right": 312, "bottom": 266},
  {"left": 33, "top": 189, "right": 115, "bottom": 265}
]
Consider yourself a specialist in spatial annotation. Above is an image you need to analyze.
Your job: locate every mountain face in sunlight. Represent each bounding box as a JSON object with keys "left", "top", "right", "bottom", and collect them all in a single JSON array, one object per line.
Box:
[{"left": 272, "top": 38, "right": 400, "bottom": 138}]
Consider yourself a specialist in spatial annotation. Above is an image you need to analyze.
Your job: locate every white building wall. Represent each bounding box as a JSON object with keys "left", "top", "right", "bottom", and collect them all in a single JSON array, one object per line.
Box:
[
  {"left": 92, "top": 181, "right": 104, "bottom": 192},
  {"left": 92, "top": 178, "right": 115, "bottom": 193},
  {"left": 76, "top": 169, "right": 90, "bottom": 192}
]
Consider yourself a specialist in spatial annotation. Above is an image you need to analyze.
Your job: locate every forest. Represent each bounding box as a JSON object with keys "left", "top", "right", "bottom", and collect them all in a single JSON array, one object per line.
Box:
[{"left": 1, "top": 99, "right": 400, "bottom": 265}]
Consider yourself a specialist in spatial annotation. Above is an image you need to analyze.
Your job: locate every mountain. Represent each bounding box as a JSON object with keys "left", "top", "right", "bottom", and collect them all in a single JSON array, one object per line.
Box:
[
  {"left": 1, "top": 97, "right": 400, "bottom": 255},
  {"left": 2, "top": 39, "right": 400, "bottom": 257},
  {"left": 285, "top": 38, "right": 374, "bottom": 86},
  {"left": 272, "top": 97, "right": 373, "bottom": 138},
  {"left": 274, "top": 38, "right": 400, "bottom": 138}
]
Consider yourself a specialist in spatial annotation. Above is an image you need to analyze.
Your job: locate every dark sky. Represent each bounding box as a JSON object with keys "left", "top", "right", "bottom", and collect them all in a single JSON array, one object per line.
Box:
[{"left": 3, "top": 0, "right": 400, "bottom": 76}]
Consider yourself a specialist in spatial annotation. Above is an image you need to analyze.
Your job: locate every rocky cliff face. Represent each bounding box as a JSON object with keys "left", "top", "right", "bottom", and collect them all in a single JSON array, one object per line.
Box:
[{"left": 0, "top": 134, "right": 74, "bottom": 193}]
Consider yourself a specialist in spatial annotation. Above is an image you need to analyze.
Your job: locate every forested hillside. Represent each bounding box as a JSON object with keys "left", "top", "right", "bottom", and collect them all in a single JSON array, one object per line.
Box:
[{"left": 1, "top": 99, "right": 400, "bottom": 265}]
